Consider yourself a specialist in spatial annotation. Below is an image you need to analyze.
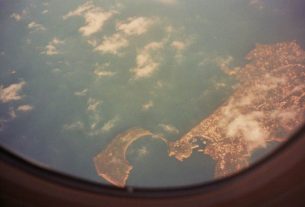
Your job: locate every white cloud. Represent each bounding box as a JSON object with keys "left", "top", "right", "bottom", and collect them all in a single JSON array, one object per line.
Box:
[
  {"left": 87, "top": 39, "right": 98, "bottom": 47},
  {"left": 63, "top": 121, "right": 85, "bottom": 131},
  {"left": 0, "top": 81, "right": 26, "bottom": 103},
  {"left": 92, "top": 63, "right": 116, "bottom": 77},
  {"left": 94, "top": 70, "right": 116, "bottom": 77},
  {"left": 171, "top": 40, "right": 190, "bottom": 62},
  {"left": 131, "top": 41, "right": 164, "bottom": 79},
  {"left": 226, "top": 111, "right": 268, "bottom": 150},
  {"left": 116, "top": 17, "right": 156, "bottom": 36},
  {"left": 142, "top": 100, "right": 154, "bottom": 111},
  {"left": 171, "top": 40, "right": 186, "bottom": 51},
  {"left": 10, "top": 10, "right": 26, "bottom": 21},
  {"left": 135, "top": 146, "right": 150, "bottom": 159},
  {"left": 94, "top": 16, "right": 157, "bottom": 55},
  {"left": 11, "top": 13, "right": 22, "bottom": 21},
  {"left": 249, "top": 0, "right": 265, "bottom": 10},
  {"left": 95, "top": 33, "right": 129, "bottom": 55},
  {"left": 214, "top": 56, "right": 240, "bottom": 76},
  {"left": 86, "top": 98, "right": 103, "bottom": 134},
  {"left": 63, "top": 1, "right": 115, "bottom": 36},
  {"left": 74, "top": 89, "right": 88, "bottom": 96},
  {"left": 101, "top": 116, "right": 119, "bottom": 133},
  {"left": 9, "top": 107, "right": 16, "bottom": 119},
  {"left": 138, "top": 146, "right": 149, "bottom": 156},
  {"left": 63, "top": 1, "right": 94, "bottom": 18},
  {"left": 159, "top": 123, "right": 179, "bottom": 134},
  {"left": 9, "top": 69, "right": 17, "bottom": 75},
  {"left": 87, "top": 98, "right": 102, "bottom": 112},
  {"left": 52, "top": 68, "right": 61, "bottom": 73},
  {"left": 17, "top": 105, "right": 34, "bottom": 112},
  {"left": 212, "top": 66, "right": 301, "bottom": 153},
  {"left": 28, "top": 21, "right": 46, "bottom": 32},
  {"left": 89, "top": 113, "right": 102, "bottom": 131},
  {"left": 154, "top": 0, "right": 177, "bottom": 5},
  {"left": 256, "top": 74, "right": 285, "bottom": 91},
  {"left": 0, "top": 83, "right": 33, "bottom": 126},
  {"left": 42, "top": 38, "right": 64, "bottom": 56},
  {"left": 271, "top": 109, "right": 299, "bottom": 128}
]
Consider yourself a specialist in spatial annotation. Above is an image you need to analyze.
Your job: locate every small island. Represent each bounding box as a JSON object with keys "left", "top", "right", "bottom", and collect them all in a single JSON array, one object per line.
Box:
[{"left": 93, "top": 128, "right": 166, "bottom": 187}]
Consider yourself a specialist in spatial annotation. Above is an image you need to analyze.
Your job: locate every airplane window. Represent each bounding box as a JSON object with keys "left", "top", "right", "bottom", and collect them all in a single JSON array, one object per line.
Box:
[{"left": 0, "top": 0, "right": 304, "bottom": 189}]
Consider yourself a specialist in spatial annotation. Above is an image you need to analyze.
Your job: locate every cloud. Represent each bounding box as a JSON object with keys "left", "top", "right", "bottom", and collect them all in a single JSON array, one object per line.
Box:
[
  {"left": 11, "top": 13, "right": 22, "bottom": 21},
  {"left": 256, "top": 74, "right": 285, "bottom": 91},
  {"left": 52, "top": 68, "right": 61, "bottom": 73},
  {"left": 93, "top": 16, "right": 157, "bottom": 55},
  {"left": 116, "top": 17, "right": 156, "bottom": 36},
  {"left": 92, "top": 63, "right": 116, "bottom": 77},
  {"left": 94, "top": 70, "right": 116, "bottom": 77},
  {"left": 154, "top": 0, "right": 178, "bottom": 5},
  {"left": 171, "top": 40, "right": 190, "bottom": 62},
  {"left": 214, "top": 56, "right": 240, "bottom": 76},
  {"left": 9, "top": 107, "right": 16, "bottom": 119},
  {"left": 93, "top": 17, "right": 156, "bottom": 55},
  {"left": 131, "top": 41, "right": 164, "bottom": 79},
  {"left": 142, "top": 100, "right": 154, "bottom": 111},
  {"left": 63, "top": 1, "right": 115, "bottom": 36},
  {"left": 226, "top": 111, "right": 268, "bottom": 150},
  {"left": 0, "top": 83, "right": 33, "bottom": 128},
  {"left": 249, "top": 0, "right": 265, "bottom": 10},
  {"left": 28, "top": 21, "right": 46, "bottom": 32},
  {"left": 171, "top": 41, "right": 187, "bottom": 51},
  {"left": 87, "top": 39, "right": 98, "bottom": 47},
  {"left": 213, "top": 68, "right": 295, "bottom": 152},
  {"left": 86, "top": 97, "right": 103, "bottom": 134},
  {"left": 101, "top": 116, "right": 119, "bottom": 133},
  {"left": 95, "top": 33, "right": 129, "bottom": 55},
  {"left": 17, "top": 105, "right": 34, "bottom": 112},
  {"left": 159, "top": 123, "right": 179, "bottom": 134},
  {"left": 9, "top": 69, "right": 17, "bottom": 75},
  {"left": 10, "top": 10, "right": 27, "bottom": 22},
  {"left": 87, "top": 98, "right": 102, "bottom": 112},
  {"left": 135, "top": 146, "right": 150, "bottom": 159},
  {"left": 89, "top": 114, "right": 102, "bottom": 131},
  {"left": 272, "top": 109, "right": 298, "bottom": 128},
  {"left": 74, "top": 89, "right": 88, "bottom": 96},
  {"left": 0, "top": 81, "right": 26, "bottom": 103},
  {"left": 42, "top": 38, "right": 64, "bottom": 56},
  {"left": 63, "top": 121, "right": 85, "bottom": 131}
]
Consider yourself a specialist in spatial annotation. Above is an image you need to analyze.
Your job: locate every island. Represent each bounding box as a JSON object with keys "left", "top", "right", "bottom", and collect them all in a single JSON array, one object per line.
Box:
[{"left": 93, "top": 128, "right": 167, "bottom": 187}]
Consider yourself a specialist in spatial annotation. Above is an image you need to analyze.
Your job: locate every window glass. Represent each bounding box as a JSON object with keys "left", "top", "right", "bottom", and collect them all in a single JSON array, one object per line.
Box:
[{"left": 1, "top": 0, "right": 304, "bottom": 188}]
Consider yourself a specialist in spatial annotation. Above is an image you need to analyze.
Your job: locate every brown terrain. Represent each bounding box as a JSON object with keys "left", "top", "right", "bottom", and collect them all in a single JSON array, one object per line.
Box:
[
  {"left": 168, "top": 41, "right": 305, "bottom": 177},
  {"left": 93, "top": 128, "right": 167, "bottom": 187},
  {"left": 94, "top": 41, "right": 305, "bottom": 187}
]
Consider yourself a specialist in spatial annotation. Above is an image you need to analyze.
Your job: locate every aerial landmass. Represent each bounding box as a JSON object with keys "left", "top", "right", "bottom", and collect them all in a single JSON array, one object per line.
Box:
[
  {"left": 168, "top": 41, "right": 305, "bottom": 178},
  {"left": 93, "top": 128, "right": 167, "bottom": 187},
  {"left": 94, "top": 41, "right": 305, "bottom": 187}
]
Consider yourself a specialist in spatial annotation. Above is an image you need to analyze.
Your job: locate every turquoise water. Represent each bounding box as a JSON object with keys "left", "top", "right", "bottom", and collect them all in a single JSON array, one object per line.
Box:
[{"left": 0, "top": 0, "right": 304, "bottom": 187}]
